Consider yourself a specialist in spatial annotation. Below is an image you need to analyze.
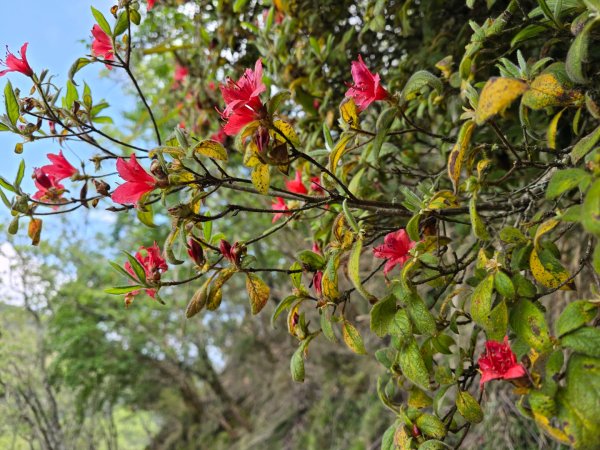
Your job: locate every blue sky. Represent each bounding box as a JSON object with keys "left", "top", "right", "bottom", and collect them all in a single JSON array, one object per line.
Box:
[{"left": 0, "top": 1, "right": 137, "bottom": 234}]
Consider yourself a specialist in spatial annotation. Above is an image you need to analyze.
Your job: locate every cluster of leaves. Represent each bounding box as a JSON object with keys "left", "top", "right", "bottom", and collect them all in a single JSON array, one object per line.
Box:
[{"left": 1, "top": 0, "right": 600, "bottom": 448}]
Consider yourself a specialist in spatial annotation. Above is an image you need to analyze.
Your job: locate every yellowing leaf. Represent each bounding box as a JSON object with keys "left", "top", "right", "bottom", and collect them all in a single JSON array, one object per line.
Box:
[
  {"left": 322, "top": 251, "right": 341, "bottom": 300},
  {"left": 272, "top": 119, "right": 300, "bottom": 147},
  {"left": 246, "top": 273, "right": 270, "bottom": 315},
  {"left": 339, "top": 97, "right": 359, "bottom": 126},
  {"left": 28, "top": 218, "right": 42, "bottom": 246},
  {"left": 469, "top": 196, "right": 490, "bottom": 240},
  {"left": 475, "top": 77, "right": 528, "bottom": 125},
  {"left": 193, "top": 139, "right": 228, "bottom": 160},
  {"left": 534, "top": 218, "right": 559, "bottom": 249},
  {"left": 530, "top": 247, "right": 574, "bottom": 290},
  {"left": 348, "top": 236, "right": 377, "bottom": 303},
  {"left": 342, "top": 320, "right": 367, "bottom": 354},
  {"left": 251, "top": 163, "right": 270, "bottom": 194},
  {"left": 186, "top": 277, "right": 212, "bottom": 318},
  {"left": 522, "top": 73, "right": 583, "bottom": 110},
  {"left": 448, "top": 120, "right": 475, "bottom": 193},
  {"left": 328, "top": 131, "right": 354, "bottom": 173},
  {"left": 470, "top": 275, "right": 494, "bottom": 331},
  {"left": 547, "top": 108, "right": 565, "bottom": 150}
]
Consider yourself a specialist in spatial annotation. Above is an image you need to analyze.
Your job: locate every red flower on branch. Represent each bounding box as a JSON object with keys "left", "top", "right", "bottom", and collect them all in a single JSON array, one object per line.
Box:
[
  {"left": 32, "top": 168, "right": 66, "bottom": 207},
  {"left": 373, "top": 228, "right": 415, "bottom": 275},
  {"left": 147, "top": 0, "right": 155, "bottom": 10},
  {"left": 219, "top": 59, "right": 266, "bottom": 135},
  {"left": 345, "top": 55, "right": 388, "bottom": 111},
  {"left": 271, "top": 197, "right": 290, "bottom": 223},
  {"left": 111, "top": 154, "right": 156, "bottom": 205},
  {"left": 91, "top": 25, "right": 114, "bottom": 67},
  {"left": 0, "top": 43, "right": 34, "bottom": 77},
  {"left": 478, "top": 336, "right": 527, "bottom": 387},
  {"left": 310, "top": 176, "right": 324, "bottom": 194},
  {"left": 124, "top": 242, "right": 168, "bottom": 305},
  {"left": 285, "top": 170, "right": 308, "bottom": 195},
  {"left": 40, "top": 150, "right": 77, "bottom": 181}
]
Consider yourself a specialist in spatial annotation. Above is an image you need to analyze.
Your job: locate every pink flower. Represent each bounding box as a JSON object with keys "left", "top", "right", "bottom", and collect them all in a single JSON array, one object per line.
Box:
[
  {"left": 0, "top": 43, "right": 34, "bottom": 77},
  {"left": 285, "top": 170, "right": 307, "bottom": 195},
  {"left": 373, "top": 229, "right": 415, "bottom": 275},
  {"left": 174, "top": 65, "right": 189, "bottom": 83},
  {"left": 147, "top": 0, "right": 155, "bottom": 10},
  {"left": 219, "top": 59, "right": 266, "bottom": 135},
  {"left": 310, "top": 176, "right": 324, "bottom": 194},
  {"left": 32, "top": 168, "right": 66, "bottom": 208},
  {"left": 111, "top": 154, "right": 156, "bottom": 205},
  {"left": 345, "top": 55, "right": 388, "bottom": 111},
  {"left": 40, "top": 150, "right": 77, "bottom": 181},
  {"left": 124, "top": 242, "right": 168, "bottom": 305},
  {"left": 312, "top": 242, "right": 322, "bottom": 255},
  {"left": 271, "top": 197, "right": 290, "bottom": 223},
  {"left": 91, "top": 25, "right": 114, "bottom": 68},
  {"left": 478, "top": 337, "right": 527, "bottom": 387}
]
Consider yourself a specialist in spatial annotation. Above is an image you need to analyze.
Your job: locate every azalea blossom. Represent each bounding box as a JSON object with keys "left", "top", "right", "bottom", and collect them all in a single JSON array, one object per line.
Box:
[
  {"left": 32, "top": 168, "right": 66, "bottom": 208},
  {"left": 478, "top": 336, "right": 527, "bottom": 387},
  {"left": 124, "top": 242, "right": 168, "bottom": 305},
  {"left": 91, "top": 25, "right": 114, "bottom": 67},
  {"left": 0, "top": 43, "right": 33, "bottom": 77},
  {"left": 147, "top": 0, "right": 155, "bottom": 10},
  {"left": 345, "top": 55, "right": 388, "bottom": 111},
  {"left": 174, "top": 64, "right": 189, "bottom": 83},
  {"left": 111, "top": 154, "right": 156, "bottom": 205},
  {"left": 40, "top": 150, "right": 77, "bottom": 181},
  {"left": 219, "top": 59, "right": 266, "bottom": 135},
  {"left": 219, "top": 239, "right": 244, "bottom": 265},
  {"left": 373, "top": 228, "right": 415, "bottom": 275},
  {"left": 187, "top": 238, "right": 205, "bottom": 267},
  {"left": 310, "top": 176, "right": 324, "bottom": 194},
  {"left": 285, "top": 170, "right": 308, "bottom": 195},
  {"left": 271, "top": 197, "right": 290, "bottom": 223}
]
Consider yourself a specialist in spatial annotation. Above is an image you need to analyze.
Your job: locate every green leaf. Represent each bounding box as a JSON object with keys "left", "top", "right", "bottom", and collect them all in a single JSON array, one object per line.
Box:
[
  {"left": 104, "top": 285, "right": 142, "bottom": 295},
  {"left": 470, "top": 275, "right": 494, "bottom": 330},
  {"left": 186, "top": 280, "right": 210, "bottom": 318},
  {"left": 404, "top": 292, "right": 437, "bottom": 335},
  {"left": 245, "top": 273, "right": 270, "bottom": 315},
  {"left": 64, "top": 80, "right": 79, "bottom": 110},
  {"left": 398, "top": 339, "right": 430, "bottom": 389},
  {"left": 417, "top": 440, "right": 452, "bottom": 450},
  {"left": 494, "top": 270, "right": 515, "bottom": 299},
  {"left": 349, "top": 236, "right": 377, "bottom": 303},
  {"left": 415, "top": 413, "right": 446, "bottom": 440},
  {"left": 271, "top": 295, "right": 298, "bottom": 326},
  {"left": 469, "top": 196, "right": 490, "bottom": 240},
  {"left": 320, "top": 311, "right": 337, "bottom": 343},
  {"left": 4, "top": 80, "right": 19, "bottom": 126},
  {"left": 561, "top": 327, "right": 600, "bottom": 357},
  {"left": 290, "top": 344, "right": 305, "bottom": 382},
  {"left": 371, "top": 107, "right": 396, "bottom": 162},
  {"left": 400, "top": 70, "right": 443, "bottom": 103},
  {"left": 571, "top": 125, "right": 600, "bottom": 164},
  {"left": 370, "top": 295, "right": 397, "bottom": 338},
  {"left": 14, "top": 160, "right": 25, "bottom": 189},
  {"left": 123, "top": 251, "right": 147, "bottom": 285},
  {"left": 113, "top": 11, "right": 129, "bottom": 36},
  {"left": 296, "top": 250, "right": 325, "bottom": 270},
  {"left": 68, "top": 58, "right": 92, "bottom": 83},
  {"left": 510, "top": 299, "right": 552, "bottom": 352},
  {"left": 499, "top": 226, "right": 528, "bottom": 244},
  {"left": 456, "top": 390, "right": 484, "bottom": 423},
  {"left": 556, "top": 300, "right": 597, "bottom": 337},
  {"left": 342, "top": 320, "right": 367, "bottom": 354},
  {"left": 565, "top": 19, "right": 595, "bottom": 84},
  {"left": 582, "top": 179, "right": 600, "bottom": 236},
  {"left": 91, "top": 6, "right": 112, "bottom": 35},
  {"left": 546, "top": 168, "right": 590, "bottom": 199}
]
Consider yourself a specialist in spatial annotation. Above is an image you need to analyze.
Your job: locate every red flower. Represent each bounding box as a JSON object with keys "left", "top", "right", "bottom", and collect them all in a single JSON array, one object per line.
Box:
[
  {"left": 91, "top": 25, "right": 114, "bottom": 67},
  {"left": 111, "top": 154, "right": 156, "bottom": 205},
  {"left": 345, "top": 55, "right": 388, "bottom": 111},
  {"left": 124, "top": 242, "right": 168, "bottom": 305},
  {"left": 174, "top": 64, "right": 189, "bottom": 83},
  {"left": 285, "top": 170, "right": 307, "bottom": 195},
  {"left": 187, "top": 238, "right": 205, "bottom": 267},
  {"left": 0, "top": 43, "right": 34, "bottom": 77},
  {"left": 147, "top": 0, "right": 155, "bottom": 10},
  {"left": 40, "top": 150, "right": 77, "bottom": 181},
  {"left": 478, "top": 337, "right": 527, "bottom": 387},
  {"left": 219, "top": 239, "right": 244, "bottom": 265},
  {"left": 310, "top": 176, "right": 324, "bottom": 194},
  {"left": 271, "top": 197, "right": 290, "bottom": 223},
  {"left": 32, "top": 168, "right": 66, "bottom": 207},
  {"left": 219, "top": 59, "right": 266, "bottom": 135},
  {"left": 373, "top": 228, "right": 415, "bottom": 275}
]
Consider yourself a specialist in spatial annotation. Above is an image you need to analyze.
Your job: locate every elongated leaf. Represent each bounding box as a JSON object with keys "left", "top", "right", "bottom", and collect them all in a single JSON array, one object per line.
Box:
[
  {"left": 342, "top": 320, "right": 367, "bottom": 354},
  {"left": 251, "top": 163, "right": 270, "bottom": 194},
  {"left": 447, "top": 120, "right": 475, "bottom": 193},
  {"left": 4, "top": 80, "right": 19, "bottom": 126},
  {"left": 91, "top": 6, "right": 112, "bottom": 35},
  {"left": 349, "top": 236, "right": 377, "bottom": 303},
  {"left": 246, "top": 273, "right": 270, "bottom": 315},
  {"left": 475, "top": 77, "right": 528, "bottom": 125},
  {"left": 105, "top": 285, "right": 143, "bottom": 295}
]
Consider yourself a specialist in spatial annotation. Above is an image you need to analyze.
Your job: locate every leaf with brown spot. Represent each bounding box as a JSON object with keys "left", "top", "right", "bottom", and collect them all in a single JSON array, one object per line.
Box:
[
  {"left": 447, "top": 120, "right": 475, "bottom": 193},
  {"left": 475, "top": 77, "right": 528, "bottom": 125}
]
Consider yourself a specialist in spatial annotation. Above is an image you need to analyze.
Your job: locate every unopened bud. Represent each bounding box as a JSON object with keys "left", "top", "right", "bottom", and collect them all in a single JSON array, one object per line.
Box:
[
  {"left": 92, "top": 179, "right": 110, "bottom": 196},
  {"left": 187, "top": 238, "right": 205, "bottom": 267}
]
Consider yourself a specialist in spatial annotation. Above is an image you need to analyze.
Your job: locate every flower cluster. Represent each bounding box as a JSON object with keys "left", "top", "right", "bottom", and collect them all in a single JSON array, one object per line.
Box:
[
  {"left": 345, "top": 55, "right": 388, "bottom": 111},
  {"left": 111, "top": 154, "right": 156, "bottom": 206},
  {"left": 373, "top": 229, "right": 415, "bottom": 275},
  {"left": 32, "top": 151, "right": 77, "bottom": 207},
  {"left": 123, "top": 242, "right": 168, "bottom": 306}
]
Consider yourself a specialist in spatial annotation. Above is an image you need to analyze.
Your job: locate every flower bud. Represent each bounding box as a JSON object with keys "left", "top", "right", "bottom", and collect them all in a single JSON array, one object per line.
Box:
[
  {"left": 254, "top": 125, "right": 270, "bottom": 154},
  {"left": 187, "top": 238, "right": 205, "bottom": 267},
  {"left": 312, "top": 271, "right": 323, "bottom": 297},
  {"left": 93, "top": 179, "right": 110, "bottom": 196}
]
